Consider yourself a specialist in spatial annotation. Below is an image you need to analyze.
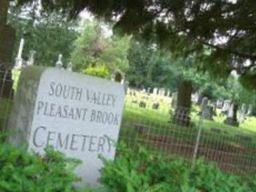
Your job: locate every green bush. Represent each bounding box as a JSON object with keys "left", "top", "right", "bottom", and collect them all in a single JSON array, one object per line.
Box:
[
  {"left": 1, "top": 141, "right": 256, "bottom": 192},
  {"left": 83, "top": 64, "right": 109, "bottom": 79},
  {"left": 0, "top": 142, "right": 80, "bottom": 192},
  {"left": 99, "top": 143, "right": 256, "bottom": 192}
]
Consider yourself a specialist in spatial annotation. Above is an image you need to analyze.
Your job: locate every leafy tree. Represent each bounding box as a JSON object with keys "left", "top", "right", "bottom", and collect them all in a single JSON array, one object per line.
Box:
[
  {"left": 83, "top": 64, "right": 110, "bottom": 79},
  {"left": 9, "top": 6, "right": 77, "bottom": 66},
  {"left": 1, "top": 1, "right": 78, "bottom": 97},
  {"left": 5, "top": 1, "right": 256, "bottom": 120},
  {"left": 4, "top": 0, "right": 255, "bottom": 87},
  {"left": 78, "top": 0, "right": 256, "bottom": 88},
  {"left": 71, "top": 20, "right": 130, "bottom": 74},
  {"left": 127, "top": 40, "right": 180, "bottom": 90}
]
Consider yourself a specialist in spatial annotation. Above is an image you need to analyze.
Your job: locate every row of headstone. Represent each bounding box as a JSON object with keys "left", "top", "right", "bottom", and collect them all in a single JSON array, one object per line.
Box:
[
  {"left": 175, "top": 92, "right": 254, "bottom": 123},
  {"left": 14, "top": 38, "right": 74, "bottom": 71},
  {"left": 152, "top": 87, "right": 171, "bottom": 97}
]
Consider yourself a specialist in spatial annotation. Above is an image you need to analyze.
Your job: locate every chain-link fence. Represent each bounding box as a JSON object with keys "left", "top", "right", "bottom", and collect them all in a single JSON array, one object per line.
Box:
[
  {"left": 0, "top": 69, "right": 14, "bottom": 134},
  {"left": 119, "top": 93, "right": 256, "bottom": 176},
  {"left": 1, "top": 69, "right": 256, "bottom": 176}
]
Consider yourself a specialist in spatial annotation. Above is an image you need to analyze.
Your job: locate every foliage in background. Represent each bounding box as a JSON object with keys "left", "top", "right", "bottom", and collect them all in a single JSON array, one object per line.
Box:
[
  {"left": 71, "top": 20, "right": 130, "bottom": 74},
  {"left": 127, "top": 40, "right": 179, "bottom": 90},
  {"left": 99, "top": 143, "right": 256, "bottom": 192},
  {"left": 0, "top": 142, "right": 80, "bottom": 192},
  {"left": 9, "top": 4, "right": 77, "bottom": 66},
  {"left": 83, "top": 64, "right": 110, "bottom": 79}
]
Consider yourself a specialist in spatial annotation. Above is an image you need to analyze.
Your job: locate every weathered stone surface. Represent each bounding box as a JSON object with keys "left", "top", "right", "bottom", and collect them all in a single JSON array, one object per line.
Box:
[
  {"left": 8, "top": 67, "right": 45, "bottom": 145},
  {"left": 201, "top": 106, "right": 214, "bottom": 120}
]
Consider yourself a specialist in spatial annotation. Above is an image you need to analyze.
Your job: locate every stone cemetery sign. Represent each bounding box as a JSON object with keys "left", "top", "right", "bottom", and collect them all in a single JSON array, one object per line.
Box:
[{"left": 8, "top": 67, "right": 125, "bottom": 186}]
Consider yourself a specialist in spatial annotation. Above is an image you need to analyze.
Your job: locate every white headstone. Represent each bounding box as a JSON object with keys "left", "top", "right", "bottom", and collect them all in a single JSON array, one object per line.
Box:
[
  {"left": 171, "top": 92, "right": 178, "bottom": 109},
  {"left": 67, "top": 62, "right": 73, "bottom": 71},
  {"left": 216, "top": 100, "right": 223, "bottom": 108},
  {"left": 120, "top": 76, "right": 125, "bottom": 85},
  {"left": 159, "top": 88, "right": 165, "bottom": 96},
  {"left": 26, "top": 50, "right": 36, "bottom": 66},
  {"left": 8, "top": 67, "right": 125, "bottom": 186},
  {"left": 201, "top": 97, "right": 208, "bottom": 108},
  {"left": 227, "top": 103, "right": 234, "bottom": 118},
  {"left": 192, "top": 93, "right": 199, "bottom": 103},
  {"left": 15, "top": 38, "right": 25, "bottom": 69},
  {"left": 55, "top": 54, "right": 63, "bottom": 69},
  {"left": 222, "top": 100, "right": 231, "bottom": 112},
  {"left": 153, "top": 88, "right": 158, "bottom": 95},
  {"left": 239, "top": 103, "right": 247, "bottom": 122},
  {"left": 247, "top": 105, "right": 253, "bottom": 116}
]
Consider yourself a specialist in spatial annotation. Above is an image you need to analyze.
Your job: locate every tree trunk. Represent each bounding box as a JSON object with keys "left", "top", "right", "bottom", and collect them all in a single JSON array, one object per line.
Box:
[
  {"left": 0, "top": 0, "right": 8, "bottom": 24},
  {"left": 224, "top": 103, "right": 239, "bottom": 127},
  {"left": 172, "top": 80, "right": 193, "bottom": 126},
  {"left": 0, "top": 0, "right": 15, "bottom": 98}
]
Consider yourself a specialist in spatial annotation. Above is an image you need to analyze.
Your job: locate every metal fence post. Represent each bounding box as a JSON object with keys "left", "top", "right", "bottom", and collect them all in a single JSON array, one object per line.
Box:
[{"left": 192, "top": 115, "right": 204, "bottom": 166}]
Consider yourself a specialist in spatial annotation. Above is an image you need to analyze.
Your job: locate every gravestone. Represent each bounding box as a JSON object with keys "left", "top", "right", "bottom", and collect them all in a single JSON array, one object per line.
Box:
[
  {"left": 15, "top": 38, "right": 25, "bottom": 69},
  {"left": 224, "top": 103, "right": 239, "bottom": 126},
  {"left": 239, "top": 103, "right": 247, "bottom": 122},
  {"left": 200, "top": 97, "right": 213, "bottom": 120},
  {"left": 153, "top": 87, "right": 158, "bottom": 95},
  {"left": 26, "top": 50, "right": 36, "bottom": 67},
  {"left": 247, "top": 105, "right": 253, "bottom": 116},
  {"left": 201, "top": 106, "right": 214, "bottom": 120},
  {"left": 191, "top": 92, "right": 199, "bottom": 103},
  {"left": 158, "top": 88, "right": 165, "bottom": 96},
  {"left": 55, "top": 54, "right": 63, "bottom": 69},
  {"left": 171, "top": 92, "right": 178, "bottom": 109},
  {"left": 166, "top": 90, "right": 170, "bottom": 97},
  {"left": 67, "top": 62, "right": 73, "bottom": 71},
  {"left": 8, "top": 66, "right": 125, "bottom": 186},
  {"left": 216, "top": 100, "right": 223, "bottom": 108},
  {"left": 221, "top": 100, "right": 231, "bottom": 114},
  {"left": 200, "top": 97, "right": 208, "bottom": 111}
]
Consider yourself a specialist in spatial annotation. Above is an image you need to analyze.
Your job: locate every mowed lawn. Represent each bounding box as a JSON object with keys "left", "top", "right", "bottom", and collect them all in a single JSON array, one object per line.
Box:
[{"left": 121, "top": 92, "right": 256, "bottom": 148}]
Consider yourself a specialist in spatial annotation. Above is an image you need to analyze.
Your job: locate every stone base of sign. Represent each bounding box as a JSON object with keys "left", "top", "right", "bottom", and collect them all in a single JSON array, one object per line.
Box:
[{"left": 8, "top": 66, "right": 45, "bottom": 145}]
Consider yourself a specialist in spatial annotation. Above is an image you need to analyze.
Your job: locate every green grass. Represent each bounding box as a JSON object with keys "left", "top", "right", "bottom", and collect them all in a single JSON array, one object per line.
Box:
[
  {"left": 122, "top": 93, "right": 256, "bottom": 150},
  {"left": 11, "top": 69, "right": 21, "bottom": 91}
]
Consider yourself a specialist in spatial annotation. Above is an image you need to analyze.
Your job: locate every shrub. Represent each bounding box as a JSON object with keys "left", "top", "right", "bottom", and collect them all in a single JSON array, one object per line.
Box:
[
  {"left": 0, "top": 142, "right": 80, "bottom": 192},
  {"left": 83, "top": 65, "right": 109, "bottom": 79},
  {"left": 99, "top": 143, "right": 256, "bottom": 192}
]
